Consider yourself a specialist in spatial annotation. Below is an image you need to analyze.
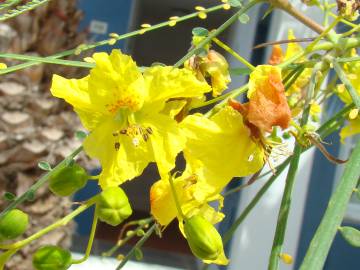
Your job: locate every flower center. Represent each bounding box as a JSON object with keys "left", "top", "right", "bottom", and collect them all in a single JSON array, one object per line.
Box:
[{"left": 112, "top": 124, "right": 153, "bottom": 150}]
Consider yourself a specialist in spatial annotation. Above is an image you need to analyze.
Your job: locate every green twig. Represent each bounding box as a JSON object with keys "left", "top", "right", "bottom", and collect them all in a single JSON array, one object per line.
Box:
[
  {"left": 0, "top": 146, "right": 83, "bottom": 220},
  {"left": 0, "top": 0, "right": 22, "bottom": 10},
  {"left": 0, "top": 197, "right": 97, "bottom": 250},
  {"left": 0, "top": 0, "right": 51, "bottom": 21},
  {"left": 71, "top": 206, "right": 99, "bottom": 264},
  {"left": 0, "top": 53, "right": 95, "bottom": 68},
  {"left": 174, "top": 0, "right": 261, "bottom": 68},
  {"left": 299, "top": 139, "right": 360, "bottom": 270},
  {"left": 268, "top": 64, "right": 320, "bottom": 270},
  {"left": 0, "top": 4, "right": 225, "bottom": 75},
  {"left": 115, "top": 224, "right": 157, "bottom": 270}
]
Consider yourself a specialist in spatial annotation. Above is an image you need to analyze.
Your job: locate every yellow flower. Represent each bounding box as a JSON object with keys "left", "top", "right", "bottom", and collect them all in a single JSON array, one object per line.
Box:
[
  {"left": 335, "top": 50, "right": 360, "bottom": 142},
  {"left": 150, "top": 106, "right": 264, "bottom": 226},
  {"left": 51, "top": 50, "right": 211, "bottom": 188},
  {"left": 185, "top": 49, "right": 231, "bottom": 97}
]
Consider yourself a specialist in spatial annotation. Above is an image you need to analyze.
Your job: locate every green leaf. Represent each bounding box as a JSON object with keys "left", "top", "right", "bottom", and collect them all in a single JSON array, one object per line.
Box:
[
  {"left": 75, "top": 130, "right": 87, "bottom": 140},
  {"left": 238, "top": 13, "right": 250, "bottom": 24},
  {"left": 3, "top": 192, "right": 16, "bottom": 202},
  {"left": 339, "top": 226, "right": 360, "bottom": 247},
  {"left": 38, "top": 161, "right": 52, "bottom": 171},
  {"left": 192, "top": 27, "right": 209, "bottom": 37},
  {"left": 229, "top": 0, "right": 242, "bottom": 7},
  {"left": 26, "top": 190, "right": 36, "bottom": 201},
  {"left": 229, "top": 67, "right": 251, "bottom": 75},
  {"left": 134, "top": 248, "right": 143, "bottom": 261}
]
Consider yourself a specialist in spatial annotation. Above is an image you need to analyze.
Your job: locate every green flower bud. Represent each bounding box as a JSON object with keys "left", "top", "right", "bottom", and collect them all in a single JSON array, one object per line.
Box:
[
  {"left": 33, "top": 245, "right": 72, "bottom": 270},
  {"left": 0, "top": 209, "right": 29, "bottom": 241},
  {"left": 184, "top": 215, "right": 224, "bottom": 261},
  {"left": 49, "top": 164, "right": 88, "bottom": 197},
  {"left": 96, "top": 186, "right": 132, "bottom": 226}
]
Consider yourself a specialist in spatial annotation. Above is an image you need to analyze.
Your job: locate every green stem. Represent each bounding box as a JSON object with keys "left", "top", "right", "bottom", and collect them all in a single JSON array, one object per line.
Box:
[
  {"left": 299, "top": 139, "right": 360, "bottom": 270},
  {"left": 0, "top": 146, "right": 83, "bottom": 220},
  {"left": 332, "top": 60, "right": 360, "bottom": 109},
  {"left": 102, "top": 217, "right": 153, "bottom": 257},
  {"left": 0, "top": 4, "right": 225, "bottom": 75},
  {"left": 71, "top": 206, "right": 99, "bottom": 264},
  {"left": 168, "top": 175, "right": 185, "bottom": 219},
  {"left": 0, "top": 0, "right": 22, "bottom": 10},
  {"left": 212, "top": 37, "right": 255, "bottom": 70},
  {"left": 115, "top": 224, "right": 156, "bottom": 270},
  {"left": 0, "top": 197, "right": 97, "bottom": 250},
  {"left": 0, "top": 53, "right": 95, "bottom": 68},
  {"left": 268, "top": 64, "right": 319, "bottom": 270},
  {"left": 174, "top": 0, "right": 262, "bottom": 68}
]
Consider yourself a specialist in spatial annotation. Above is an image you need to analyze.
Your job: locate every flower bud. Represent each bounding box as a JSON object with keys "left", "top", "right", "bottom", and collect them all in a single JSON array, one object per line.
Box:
[
  {"left": 33, "top": 245, "right": 72, "bottom": 270},
  {"left": 96, "top": 186, "right": 132, "bottom": 226},
  {"left": 183, "top": 215, "right": 224, "bottom": 261},
  {"left": 0, "top": 209, "right": 29, "bottom": 241},
  {"left": 49, "top": 164, "right": 88, "bottom": 197}
]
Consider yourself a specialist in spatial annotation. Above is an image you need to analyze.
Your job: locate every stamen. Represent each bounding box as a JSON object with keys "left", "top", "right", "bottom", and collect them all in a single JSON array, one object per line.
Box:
[
  {"left": 114, "top": 142, "right": 120, "bottom": 151},
  {"left": 142, "top": 133, "right": 149, "bottom": 142},
  {"left": 146, "top": 127, "right": 153, "bottom": 134},
  {"left": 132, "top": 137, "right": 140, "bottom": 147}
]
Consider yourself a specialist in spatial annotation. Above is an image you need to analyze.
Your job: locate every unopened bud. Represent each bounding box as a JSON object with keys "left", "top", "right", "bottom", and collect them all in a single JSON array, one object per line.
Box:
[
  {"left": 96, "top": 186, "right": 132, "bottom": 226},
  {"left": 0, "top": 209, "right": 29, "bottom": 241},
  {"left": 33, "top": 245, "right": 72, "bottom": 270},
  {"left": 49, "top": 164, "right": 88, "bottom": 197},
  {"left": 184, "top": 215, "right": 224, "bottom": 261}
]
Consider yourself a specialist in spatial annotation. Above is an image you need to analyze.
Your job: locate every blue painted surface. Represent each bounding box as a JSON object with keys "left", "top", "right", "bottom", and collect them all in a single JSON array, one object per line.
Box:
[{"left": 77, "top": 0, "right": 132, "bottom": 52}]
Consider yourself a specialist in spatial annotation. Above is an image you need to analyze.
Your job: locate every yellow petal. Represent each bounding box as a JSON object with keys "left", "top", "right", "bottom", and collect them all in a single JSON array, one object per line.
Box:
[
  {"left": 140, "top": 113, "right": 186, "bottom": 178},
  {"left": 83, "top": 118, "right": 152, "bottom": 188},
  {"left": 340, "top": 118, "right": 360, "bottom": 143},
  {"left": 51, "top": 75, "right": 106, "bottom": 130},
  {"left": 150, "top": 177, "right": 187, "bottom": 226},
  {"left": 284, "top": 29, "right": 304, "bottom": 60},
  {"left": 88, "top": 50, "right": 146, "bottom": 113},
  {"left": 143, "top": 66, "right": 211, "bottom": 113},
  {"left": 181, "top": 106, "right": 264, "bottom": 197}
]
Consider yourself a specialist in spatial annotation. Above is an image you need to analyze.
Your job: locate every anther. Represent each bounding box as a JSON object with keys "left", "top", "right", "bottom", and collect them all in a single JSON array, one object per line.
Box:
[
  {"left": 143, "top": 133, "right": 149, "bottom": 142},
  {"left": 114, "top": 142, "right": 120, "bottom": 151},
  {"left": 120, "top": 129, "right": 127, "bottom": 135},
  {"left": 146, "top": 127, "right": 153, "bottom": 134}
]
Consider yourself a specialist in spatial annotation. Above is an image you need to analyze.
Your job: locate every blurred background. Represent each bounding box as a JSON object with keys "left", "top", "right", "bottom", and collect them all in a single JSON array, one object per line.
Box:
[{"left": 0, "top": 0, "right": 359, "bottom": 269}]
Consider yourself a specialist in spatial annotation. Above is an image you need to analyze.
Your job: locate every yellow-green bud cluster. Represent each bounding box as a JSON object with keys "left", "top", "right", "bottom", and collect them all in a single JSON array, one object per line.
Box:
[{"left": 96, "top": 186, "right": 132, "bottom": 226}]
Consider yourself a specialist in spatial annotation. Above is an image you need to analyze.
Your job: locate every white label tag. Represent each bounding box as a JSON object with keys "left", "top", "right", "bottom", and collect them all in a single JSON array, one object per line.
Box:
[{"left": 89, "top": 20, "right": 108, "bottom": 35}]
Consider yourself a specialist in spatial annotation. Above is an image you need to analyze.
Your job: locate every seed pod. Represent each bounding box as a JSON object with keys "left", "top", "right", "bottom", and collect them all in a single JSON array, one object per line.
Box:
[
  {"left": 96, "top": 186, "right": 132, "bottom": 226},
  {"left": 33, "top": 245, "right": 72, "bottom": 270},
  {"left": 49, "top": 164, "right": 88, "bottom": 197},
  {"left": 184, "top": 215, "right": 224, "bottom": 261},
  {"left": 0, "top": 209, "right": 29, "bottom": 241}
]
